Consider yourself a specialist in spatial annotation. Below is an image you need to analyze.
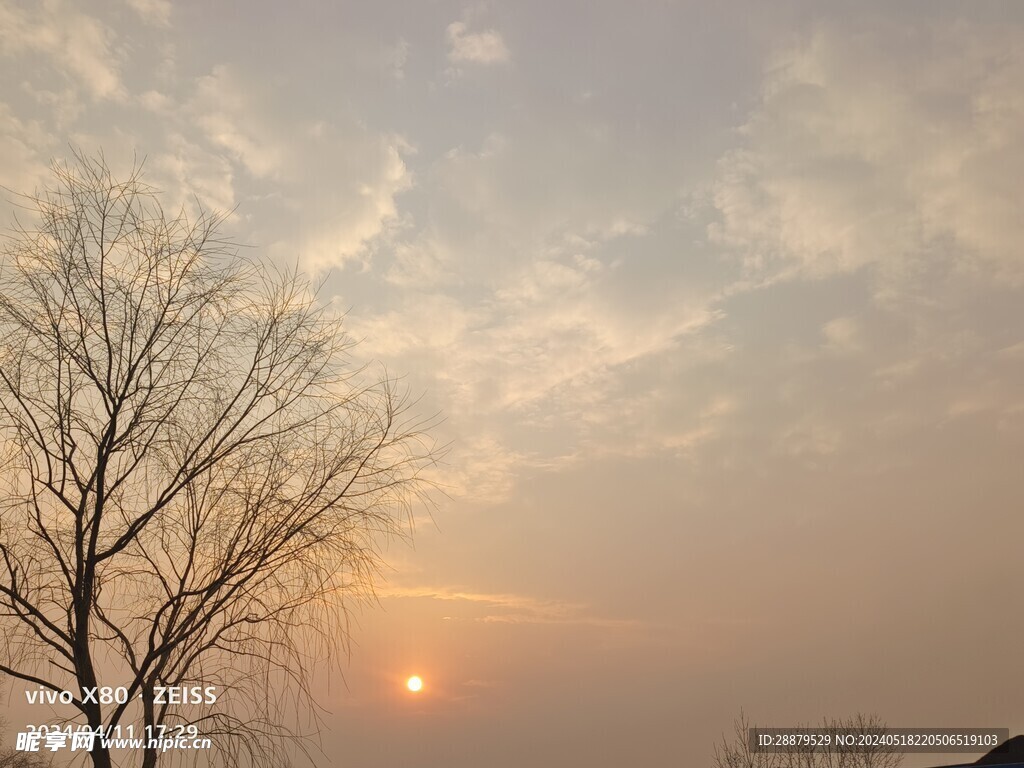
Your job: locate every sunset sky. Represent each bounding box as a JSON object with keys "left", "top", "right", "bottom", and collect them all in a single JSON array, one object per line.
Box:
[{"left": 2, "top": 1, "right": 1024, "bottom": 766}]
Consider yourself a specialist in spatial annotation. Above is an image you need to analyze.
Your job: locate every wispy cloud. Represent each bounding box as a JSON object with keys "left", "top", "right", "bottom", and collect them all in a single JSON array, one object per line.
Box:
[
  {"left": 0, "top": 0, "right": 126, "bottom": 101},
  {"left": 151, "top": 63, "right": 416, "bottom": 272},
  {"left": 190, "top": 65, "right": 284, "bottom": 179},
  {"left": 378, "top": 585, "right": 641, "bottom": 629},
  {"left": 0, "top": 101, "right": 52, "bottom": 198},
  {"left": 446, "top": 21, "right": 509, "bottom": 65},
  {"left": 123, "top": 0, "right": 171, "bottom": 27},
  {"left": 710, "top": 21, "right": 1024, "bottom": 295}
]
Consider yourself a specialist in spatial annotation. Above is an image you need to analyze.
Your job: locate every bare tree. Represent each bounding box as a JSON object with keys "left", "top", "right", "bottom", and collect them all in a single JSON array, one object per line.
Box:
[
  {"left": 713, "top": 712, "right": 902, "bottom": 768},
  {"left": 0, "top": 740, "right": 52, "bottom": 768},
  {"left": 1, "top": 681, "right": 52, "bottom": 768},
  {"left": 0, "top": 152, "right": 436, "bottom": 767},
  {"left": 815, "top": 714, "right": 903, "bottom": 768},
  {"left": 713, "top": 710, "right": 783, "bottom": 768}
]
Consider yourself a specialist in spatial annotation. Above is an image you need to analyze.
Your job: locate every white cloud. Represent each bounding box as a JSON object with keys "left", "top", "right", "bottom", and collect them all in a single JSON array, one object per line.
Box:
[
  {"left": 434, "top": 130, "right": 674, "bottom": 251},
  {"left": 391, "top": 38, "right": 410, "bottom": 80},
  {"left": 138, "top": 89, "right": 172, "bottom": 114},
  {"left": 350, "top": 292, "right": 475, "bottom": 358},
  {"left": 339, "top": 108, "right": 728, "bottom": 493},
  {"left": 123, "top": 0, "right": 171, "bottom": 27},
  {"left": 0, "top": 0, "right": 125, "bottom": 101},
  {"left": 446, "top": 20, "right": 509, "bottom": 65},
  {"left": 345, "top": 226, "right": 723, "bottom": 502},
  {"left": 700, "top": 20, "right": 1024, "bottom": 464},
  {"left": 148, "top": 133, "right": 237, "bottom": 215},
  {"left": 821, "top": 316, "right": 864, "bottom": 356},
  {"left": 0, "top": 101, "right": 53, "bottom": 221},
  {"left": 191, "top": 66, "right": 284, "bottom": 179},
  {"left": 710, "top": 22, "right": 1024, "bottom": 295},
  {"left": 289, "top": 135, "right": 413, "bottom": 272},
  {"left": 428, "top": 435, "right": 532, "bottom": 505},
  {"left": 23, "top": 84, "right": 83, "bottom": 129},
  {"left": 176, "top": 64, "right": 414, "bottom": 271},
  {"left": 384, "top": 237, "right": 453, "bottom": 288}
]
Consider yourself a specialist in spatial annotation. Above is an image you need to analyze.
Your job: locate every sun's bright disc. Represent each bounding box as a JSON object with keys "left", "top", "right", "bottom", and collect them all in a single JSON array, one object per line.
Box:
[{"left": 406, "top": 675, "right": 423, "bottom": 692}]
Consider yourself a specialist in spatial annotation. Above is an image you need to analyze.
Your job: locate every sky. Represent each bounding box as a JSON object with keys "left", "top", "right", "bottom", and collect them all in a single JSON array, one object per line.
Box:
[{"left": 1, "top": 1, "right": 1024, "bottom": 766}]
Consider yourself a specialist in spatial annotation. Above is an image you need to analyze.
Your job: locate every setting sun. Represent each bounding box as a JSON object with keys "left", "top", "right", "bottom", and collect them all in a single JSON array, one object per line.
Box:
[{"left": 406, "top": 675, "right": 423, "bottom": 693}]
